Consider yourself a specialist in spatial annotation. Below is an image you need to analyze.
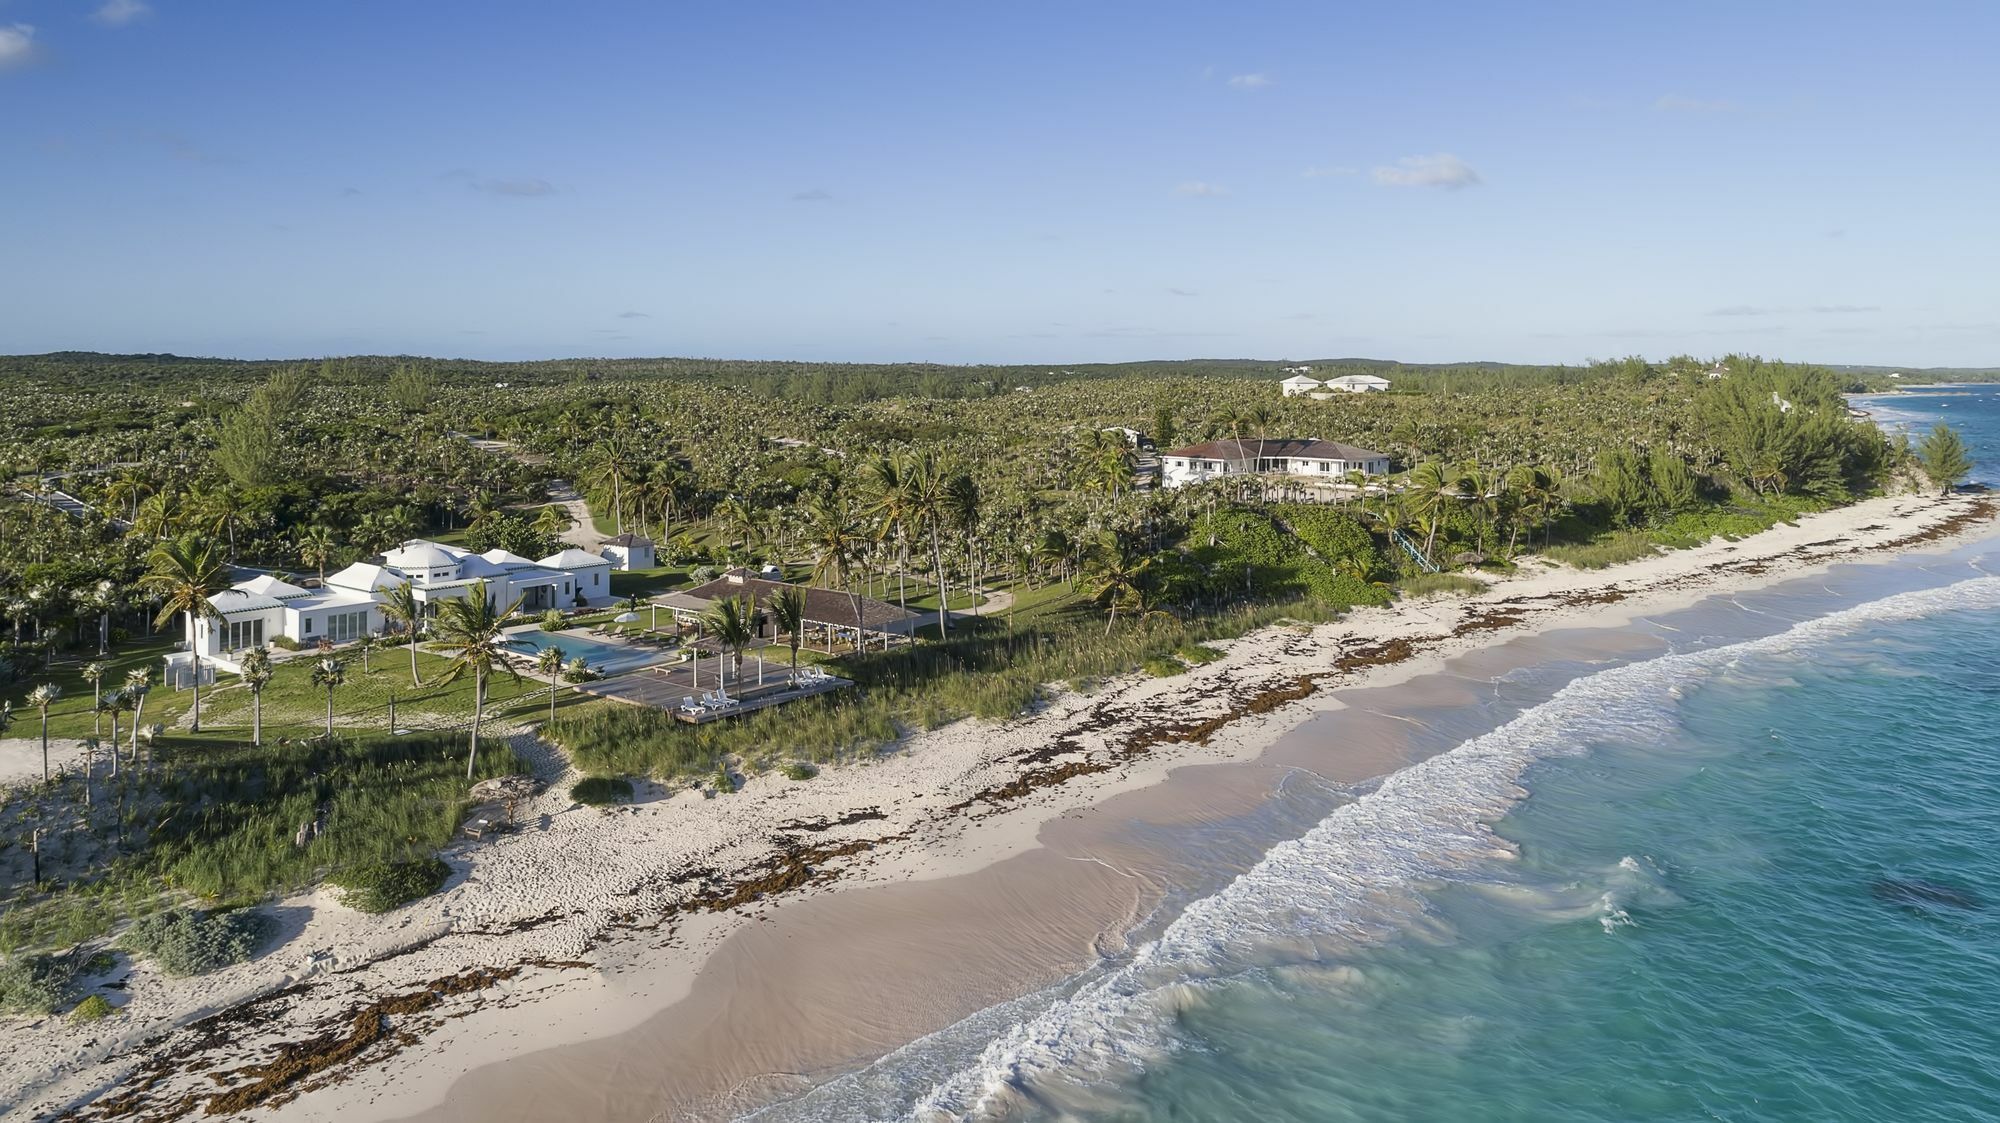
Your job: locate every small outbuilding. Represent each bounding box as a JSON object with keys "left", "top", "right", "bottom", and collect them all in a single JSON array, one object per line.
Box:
[{"left": 601, "top": 531, "right": 656, "bottom": 571}]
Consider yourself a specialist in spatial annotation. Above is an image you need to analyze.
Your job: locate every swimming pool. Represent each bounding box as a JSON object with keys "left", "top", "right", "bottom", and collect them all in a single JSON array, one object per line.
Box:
[{"left": 504, "top": 629, "right": 667, "bottom": 676}]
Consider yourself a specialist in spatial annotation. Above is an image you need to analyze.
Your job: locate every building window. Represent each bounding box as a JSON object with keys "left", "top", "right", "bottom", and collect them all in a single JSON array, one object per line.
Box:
[
  {"left": 226, "top": 618, "right": 265, "bottom": 651},
  {"left": 324, "top": 610, "right": 370, "bottom": 643},
  {"left": 594, "top": 573, "right": 600, "bottom": 586},
  {"left": 303, "top": 618, "right": 314, "bottom": 634}
]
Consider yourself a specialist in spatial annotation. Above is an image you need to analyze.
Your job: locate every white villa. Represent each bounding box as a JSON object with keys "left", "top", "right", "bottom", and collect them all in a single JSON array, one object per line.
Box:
[
  {"left": 1279, "top": 373, "right": 1391, "bottom": 397},
  {"left": 1160, "top": 438, "right": 1392, "bottom": 489},
  {"left": 176, "top": 538, "right": 618, "bottom": 675}
]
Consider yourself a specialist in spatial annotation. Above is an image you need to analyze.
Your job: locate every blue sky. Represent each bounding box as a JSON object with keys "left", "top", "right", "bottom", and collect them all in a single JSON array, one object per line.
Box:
[{"left": 3, "top": 1, "right": 1997, "bottom": 366}]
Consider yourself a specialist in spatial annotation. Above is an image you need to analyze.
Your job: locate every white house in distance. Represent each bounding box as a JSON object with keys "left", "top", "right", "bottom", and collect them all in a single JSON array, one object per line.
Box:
[
  {"left": 1323, "top": 374, "right": 1390, "bottom": 393},
  {"left": 599, "top": 532, "right": 655, "bottom": 571},
  {"left": 1160, "top": 438, "right": 1392, "bottom": 489},
  {"left": 1279, "top": 372, "right": 1391, "bottom": 396},
  {"left": 175, "top": 538, "right": 619, "bottom": 676}
]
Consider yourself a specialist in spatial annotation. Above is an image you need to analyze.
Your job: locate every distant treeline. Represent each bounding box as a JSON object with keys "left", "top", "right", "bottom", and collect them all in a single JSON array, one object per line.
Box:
[{"left": 0, "top": 350, "right": 1803, "bottom": 404}]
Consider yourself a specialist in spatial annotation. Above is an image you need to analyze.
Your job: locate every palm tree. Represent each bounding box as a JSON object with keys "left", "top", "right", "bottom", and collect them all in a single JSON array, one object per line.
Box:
[
  {"left": 703, "top": 595, "right": 755, "bottom": 688},
  {"left": 97, "top": 693, "right": 123, "bottom": 776},
  {"left": 863, "top": 453, "right": 918, "bottom": 610},
  {"left": 75, "top": 580, "right": 120, "bottom": 656},
  {"left": 355, "top": 631, "right": 377, "bottom": 673},
  {"left": 308, "top": 656, "right": 346, "bottom": 739},
  {"left": 27, "top": 683, "right": 60, "bottom": 783},
  {"left": 294, "top": 524, "right": 337, "bottom": 580},
  {"left": 380, "top": 580, "right": 426, "bottom": 685},
  {"left": 586, "top": 439, "right": 633, "bottom": 533},
  {"left": 1403, "top": 462, "right": 1456, "bottom": 561},
  {"left": 805, "top": 494, "right": 868, "bottom": 653},
  {"left": 770, "top": 586, "right": 807, "bottom": 684},
  {"left": 431, "top": 579, "right": 523, "bottom": 779},
  {"left": 140, "top": 533, "right": 229, "bottom": 733},
  {"left": 534, "top": 644, "right": 565, "bottom": 725},
  {"left": 122, "top": 667, "right": 152, "bottom": 765},
  {"left": 905, "top": 450, "right": 957, "bottom": 640},
  {"left": 81, "top": 661, "right": 108, "bottom": 735},
  {"left": 238, "top": 647, "right": 273, "bottom": 747},
  {"left": 1084, "top": 535, "right": 1150, "bottom": 637}
]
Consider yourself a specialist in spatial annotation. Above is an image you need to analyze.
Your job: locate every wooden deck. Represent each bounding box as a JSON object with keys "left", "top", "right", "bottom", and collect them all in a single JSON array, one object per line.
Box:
[{"left": 572, "top": 655, "right": 852, "bottom": 723}]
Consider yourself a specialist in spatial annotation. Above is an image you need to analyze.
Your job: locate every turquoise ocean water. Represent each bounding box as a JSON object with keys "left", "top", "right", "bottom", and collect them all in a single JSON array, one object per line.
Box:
[{"left": 751, "top": 385, "right": 2000, "bottom": 1122}]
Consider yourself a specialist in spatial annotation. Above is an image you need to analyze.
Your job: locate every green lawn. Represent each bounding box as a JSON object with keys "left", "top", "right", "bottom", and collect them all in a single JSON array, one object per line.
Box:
[{"left": 3, "top": 640, "right": 589, "bottom": 749}]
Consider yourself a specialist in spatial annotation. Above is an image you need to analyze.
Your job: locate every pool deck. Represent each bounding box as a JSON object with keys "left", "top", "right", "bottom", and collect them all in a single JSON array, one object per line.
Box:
[{"left": 572, "top": 654, "right": 852, "bottom": 723}]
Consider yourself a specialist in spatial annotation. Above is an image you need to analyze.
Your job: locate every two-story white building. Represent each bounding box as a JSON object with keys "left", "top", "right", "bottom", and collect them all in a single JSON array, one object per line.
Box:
[
  {"left": 1160, "top": 438, "right": 1392, "bottom": 489},
  {"left": 177, "top": 538, "right": 619, "bottom": 675}
]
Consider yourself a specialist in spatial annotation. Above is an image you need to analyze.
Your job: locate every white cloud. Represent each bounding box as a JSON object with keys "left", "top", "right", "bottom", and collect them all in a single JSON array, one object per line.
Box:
[
  {"left": 1227, "top": 73, "right": 1271, "bottom": 89},
  {"left": 1370, "top": 153, "right": 1481, "bottom": 190},
  {"left": 1655, "top": 94, "right": 1737, "bottom": 113},
  {"left": 0, "top": 24, "right": 35, "bottom": 69},
  {"left": 92, "top": 0, "right": 151, "bottom": 28},
  {"left": 1175, "top": 181, "right": 1228, "bottom": 197}
]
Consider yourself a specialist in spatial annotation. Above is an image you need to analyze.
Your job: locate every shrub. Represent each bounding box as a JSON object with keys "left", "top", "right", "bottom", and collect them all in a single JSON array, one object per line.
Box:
[
  {"left": 1143, "top": 655, "right": 1185, "bottom": 677},
  {"left": 0, "top": 953, "right": 78, "bottom": 1015},
  {"left": 1542, "top": 531, "right": 1660, "bottom": 570},
  {"left": 1398, "top": 573, "right": 1488, "bottom": 598},
  {"left": 570, "top": 775, "right": 633, "bottom": 805},
  {"left": 327, "top": 858, "right": 450, "bottom": 914},
  {"left": 713, "top": 760, "right": 735, "bottom": 793},
  {"left": 1175, "top": 644, "right": 1224, "bottom": 665},
  {"left": 782, "top": 762, "right": 818, "bottom": 781},
  {"left": 270, "top": 635, "right": 301, "bottom": 651},
  {"left": 118, "top": 909, "right": 272, "bottom": 977},
  {"left": 71, "top": 994, "right": 115, "bottom": 1022},
  {"left": 539, "top": 609, "right": 567, "bottom": 632}
]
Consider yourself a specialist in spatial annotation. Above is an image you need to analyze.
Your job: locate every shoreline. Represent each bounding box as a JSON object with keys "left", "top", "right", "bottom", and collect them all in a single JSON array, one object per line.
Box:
[{"left": 6, "top": 491, "right": 1995, "bottom": 1122}]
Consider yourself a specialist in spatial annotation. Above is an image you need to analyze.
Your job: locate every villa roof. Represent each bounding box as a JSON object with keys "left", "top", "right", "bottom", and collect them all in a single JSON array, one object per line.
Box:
[
  {"left": 236, "top": 574, "right": 314, "bottom": 599},
  {"left": 384, "top": 540, "right": 460, "bottom": 570},
  {"left": 479, "top": 547, "right": 544, "bottom": 568},
  {"left": 453, "top": 554, "right": 510, "bottom": 580},
  {"left": 604, "top": 532, "right": 654, "bottom": 548},
  {"left": 539, "top": 548, "right": 609, "bottom": 569},
  {"left": 324, "top": 562, "right": 405, "bottom": 593},
  {"left": 682, "top": 569, "right": 921, "bottom": 632},
  {"left": 1164, "top": 438, "right": 1389, "bottom": 462},
  {"left": 208, "top": 588, "right": 286, "bottom": 615}
]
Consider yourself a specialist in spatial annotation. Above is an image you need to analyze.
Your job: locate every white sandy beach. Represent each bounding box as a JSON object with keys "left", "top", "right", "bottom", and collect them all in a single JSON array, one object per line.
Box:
[{"left": 4, "top": 490, "right": 1993, "bottom": 1123}]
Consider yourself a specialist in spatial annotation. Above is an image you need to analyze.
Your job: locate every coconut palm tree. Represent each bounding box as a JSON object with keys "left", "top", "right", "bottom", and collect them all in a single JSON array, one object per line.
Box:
[
  {"left": 380, "top": 580, "right": 426, "bottom": 685},
  {"left": 294, "top": 524, "right": 337, "bottom": 580},
  {"left": 534, "top": 644, "right": 564, "bottom": 725},
  {"left": 140, "top": 533, "right": 229, "bottom": 733},
  {"left": 703, "top": 595, "right": 755, "bottom": 688},
  {"left": 97, "top": 693, "right": 122, "bottom": 776},
  {"left": 805, "top": 494, "right": 868, "bottom": 653},
  {"left": 26, "top": 683, "right": 59, "bottom": 783},
  {"left": 1084, "top": 535, "right": 1150, "bottom": 637},
  {"left": 770, "top": 586, "right": 807, "bottom": 684},
  {"left": 238, "top": 647, "right": 273, "bottom": 747},
  {"left": 904, "top": 450, "right": 957, "bottom": 640},
  {"left": 1403, "top": 462, "right": 1455, "bottom": 561},
  {"left": 122, "top": 667, "right": 152, "bottom": 766},
  {"left": 75, "top": 580, "right": 120, "bottom": 656},
  {"left": 308, "top": 655, "right": 345, "bottom": 739},
  {"left": 81, "top": 660, "right": 108, "bottom": 735},
  {"left": 431, "top": 579, "right": 523, "bottom": 779}
]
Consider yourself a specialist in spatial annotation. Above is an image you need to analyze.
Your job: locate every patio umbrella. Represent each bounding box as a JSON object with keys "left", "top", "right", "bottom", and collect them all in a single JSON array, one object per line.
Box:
[{"left": 613, "top": 611, "right": 640, "bottom": 623}]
